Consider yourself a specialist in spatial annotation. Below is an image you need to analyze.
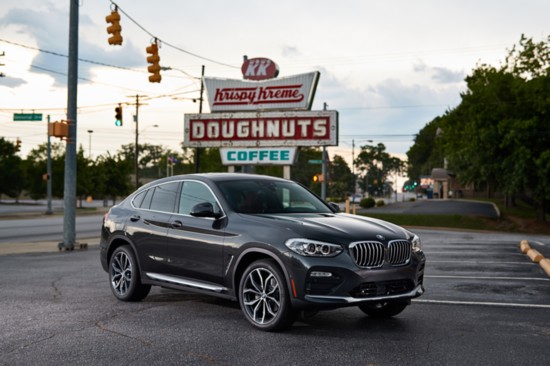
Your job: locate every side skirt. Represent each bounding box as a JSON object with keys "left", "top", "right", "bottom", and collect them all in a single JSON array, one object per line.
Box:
[{"left": 142, "top": 272, "right": 236, "bottom": 301}]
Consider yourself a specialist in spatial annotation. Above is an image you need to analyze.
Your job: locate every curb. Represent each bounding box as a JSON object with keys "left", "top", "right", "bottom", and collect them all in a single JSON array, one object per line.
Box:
[
  {"left": 0, "top": 238, "right": 99, "bottom": 256},
  {"left": 520, "top": 240, "right": 550, "bottom": 277}
]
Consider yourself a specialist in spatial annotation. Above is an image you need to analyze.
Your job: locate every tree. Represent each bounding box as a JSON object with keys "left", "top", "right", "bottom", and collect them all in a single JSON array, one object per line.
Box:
[
  {"left": 25, "top": 142, "right": 66, "bottom": 200},
  {"left": 0, "top": 138, "right": 24, "bottom": 200},
  {"left": 96, "top": 152, "right": 132, "bottom": 205},
  {"left": 329, "top": 155, "right": 353, "bottom": 198},
  {"left": 407, "top": 34, "right": 550, "bottom": 221},
  {"left": 406, "top": 116, "right": 445, "bottom": 182},
  {"left": 355, "top": 143, "right": 405, "bottom": 197}
]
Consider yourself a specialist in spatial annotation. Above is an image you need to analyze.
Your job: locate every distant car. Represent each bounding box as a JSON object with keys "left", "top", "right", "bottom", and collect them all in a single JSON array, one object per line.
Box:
[
  {"left": 100, "top": 173, "right": 425, "bottom": 331},
  {"left": 350, "top": 194, "right": 362, "bottom": 203}
]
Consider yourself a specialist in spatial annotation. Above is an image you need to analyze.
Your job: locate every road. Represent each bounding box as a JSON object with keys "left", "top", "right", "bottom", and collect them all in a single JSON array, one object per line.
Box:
[
  {"left": 0, "top": 214, "right": 104, "bottom": 243},
  {"left": 1, "top": 229, "right": 549, "bottom": 365},
  {"left": 366, "top": 198, "right": 500, "bottom": 218}
]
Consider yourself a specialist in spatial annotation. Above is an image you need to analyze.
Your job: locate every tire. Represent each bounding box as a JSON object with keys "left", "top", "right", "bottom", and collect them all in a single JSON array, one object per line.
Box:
[
  {"left": 358, "top": 301, "right": 408, "bottom": 318},
  {"left": 239, "top": 259, "right": 295, "bottom": 331},
  {"left": 109, "top": 245, "right": 151, "bottom": 302}
]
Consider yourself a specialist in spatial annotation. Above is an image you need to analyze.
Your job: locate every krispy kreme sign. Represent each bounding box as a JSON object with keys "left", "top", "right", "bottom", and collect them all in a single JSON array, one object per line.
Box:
[
  {"left": 203, "top": 72, "right": 320, "bottom": 112},
  {"left": 184, "top": 110, "right": 338, "bottom": 147}
]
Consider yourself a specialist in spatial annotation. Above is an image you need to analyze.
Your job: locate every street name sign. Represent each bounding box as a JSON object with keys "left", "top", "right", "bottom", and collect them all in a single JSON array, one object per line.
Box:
[{"left": 13, "top": 113, "right": 43, "bottom": 121}]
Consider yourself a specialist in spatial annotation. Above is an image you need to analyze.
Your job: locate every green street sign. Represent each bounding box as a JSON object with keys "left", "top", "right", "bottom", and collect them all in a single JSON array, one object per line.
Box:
[
  {"left": 308, "top": 159, "right": 323, "bottom": 164},
  {"left": 13, "top": 113, "right": 43, "bottom": 121}
]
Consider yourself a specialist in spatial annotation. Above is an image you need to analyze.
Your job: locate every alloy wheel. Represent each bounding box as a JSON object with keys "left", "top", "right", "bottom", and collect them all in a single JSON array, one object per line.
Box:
[
  {"left": 242, "top": 267, "right": 282, "bottom": 325},
  {"left": 110, "top": 250, "right": 133, "bottom": 297}
]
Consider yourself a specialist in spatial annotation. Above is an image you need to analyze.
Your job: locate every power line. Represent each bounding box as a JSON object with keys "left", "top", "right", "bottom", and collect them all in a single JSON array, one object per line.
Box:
[
  {"left": 0, "top": 37, "right": 143, "bottom": 73},
  {"left": 109, "top": 1, "right": 239, "bottom": 69}
]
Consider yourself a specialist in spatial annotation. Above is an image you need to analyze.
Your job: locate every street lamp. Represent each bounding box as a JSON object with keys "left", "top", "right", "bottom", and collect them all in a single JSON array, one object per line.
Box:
[
  {"left": 135, "top": 124, "right": 158, "bottom": 188},
  {"left": 87, "top": 130, "right": 93, "bottom": 159}
]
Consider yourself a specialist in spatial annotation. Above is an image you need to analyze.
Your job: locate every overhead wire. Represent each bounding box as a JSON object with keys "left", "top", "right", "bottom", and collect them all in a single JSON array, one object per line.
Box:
[{"left": 109, "top": 0, "right": 239, "bottom": 69}]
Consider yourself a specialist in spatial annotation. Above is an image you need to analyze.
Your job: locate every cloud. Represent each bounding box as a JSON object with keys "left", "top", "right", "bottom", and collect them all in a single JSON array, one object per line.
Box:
[
  {"left": 0, "top": 2, "right": 144, "bottom": 86},
  {"left": 281, "top": 46, "right": 301, "bottom": 58},
  {"left": 310, "top": 67, "right": 463, "bottom": 154},
  {"left": 0, "top": 75, "right": 26, "bottom": 88},
  {"left": 413, "top": 60, "right": 465, "bottom": 84}
]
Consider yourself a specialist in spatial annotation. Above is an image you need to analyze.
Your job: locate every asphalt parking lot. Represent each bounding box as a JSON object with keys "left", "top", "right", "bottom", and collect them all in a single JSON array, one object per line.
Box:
[{"left": 1, "top": 229, "right": 549, "bottom": 365}]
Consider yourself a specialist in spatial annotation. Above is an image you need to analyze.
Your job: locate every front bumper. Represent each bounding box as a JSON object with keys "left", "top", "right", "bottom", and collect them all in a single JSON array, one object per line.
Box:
[
  {"left": 285, "top": 249, "right": 426, "bottom": 308},
  {"left": 304, "top": 283, "right": 424, "bottom": 304}
]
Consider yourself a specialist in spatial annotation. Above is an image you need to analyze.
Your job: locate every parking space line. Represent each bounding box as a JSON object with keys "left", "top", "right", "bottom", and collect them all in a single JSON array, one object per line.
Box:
[
  {"left": 414, "top": 299, "right": 550, "bottom": 309},
  {"left": 429, "top": 260, "right": 535, "bottom": 265},
  {"left": 425, "top": 275, "right": 550, "bottom": 282},
  {"left": 426, "top": 251, "right": 524, "bottom": 255}
]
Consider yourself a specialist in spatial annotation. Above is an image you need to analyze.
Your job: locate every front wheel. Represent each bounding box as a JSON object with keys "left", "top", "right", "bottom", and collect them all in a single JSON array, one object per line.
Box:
[
  {"left": 239, "top": 259, "right": 295, "bottom": 331},
  {"left": 109, "top": 245, "right": 151, "bottom": 302},
  {"left": 358, "top": 301, "right": 408, "bottom": 318}
]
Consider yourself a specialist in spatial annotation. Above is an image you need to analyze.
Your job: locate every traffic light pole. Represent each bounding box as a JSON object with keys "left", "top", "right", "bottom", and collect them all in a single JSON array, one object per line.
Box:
[
  {"left": 60, "top": 0, "right": 79, "bottom": 251},
  {"left": 135, "top": 95, "right": 140, "bottom": 189},
  {"left": 194, "top": 65, "right": 205, "bottom": 173},
  {"left": 46, "top": 115, "right": 53, "bottom": 215},
  {"left": 129, "top": 94, "right": 146, "bottom": 189}
]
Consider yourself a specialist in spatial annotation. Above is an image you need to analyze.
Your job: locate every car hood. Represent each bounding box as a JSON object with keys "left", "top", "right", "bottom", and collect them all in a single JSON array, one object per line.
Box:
[{"left": 245, "top": 212, "right": 411, "bottom": 244}]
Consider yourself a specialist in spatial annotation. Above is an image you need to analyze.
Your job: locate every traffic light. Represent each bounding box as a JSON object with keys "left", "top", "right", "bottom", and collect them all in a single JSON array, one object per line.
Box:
[
  {"left": 312, "top": 174, "right": 324, "bottom": 182},
  {"left": 106, "top": 9, "right": 123, "bottom": 45},
  {"left": 146, "top": 40, "right": 161, "bottom": 83},
  {"left": 15, "top": 138, "right": 21, "bottom": 151},
  {"left": 115, "top": 105, "right": 123, "bottom": 126}
]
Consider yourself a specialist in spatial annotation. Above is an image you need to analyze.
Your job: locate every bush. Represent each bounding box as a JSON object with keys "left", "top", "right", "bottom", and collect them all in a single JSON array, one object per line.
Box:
[
  {"left": 360, "top": 197, "right": 375, "bottom": 208},
  {"left": 376, "top": 200, "right": 385, "bottom": 207}
]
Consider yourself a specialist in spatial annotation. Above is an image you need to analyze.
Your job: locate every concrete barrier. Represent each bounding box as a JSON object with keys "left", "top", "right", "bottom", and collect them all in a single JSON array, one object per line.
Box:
[
  {"left": 519, "top": 240, "right": 549, "bottom": 278},
  {"left": 527, "top": 249, "right": 544, "bottom": 263},
  {"left": 540, "top": 258, "right": 550, "bottom": 277},
  {"left": 520, "top": 240, "right": 531, "bottom": 253}
]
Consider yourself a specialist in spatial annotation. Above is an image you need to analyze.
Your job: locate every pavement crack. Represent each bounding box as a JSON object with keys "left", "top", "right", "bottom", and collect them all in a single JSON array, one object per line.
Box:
[
  {"left": 95, "top": 320, "right": 152, "bottom": 346},
  {"left": 5, "top": 333, "right": 57, "bottom": 355},
  {"left": 51, "top": 277, "right": 62, "bottom": 300}
]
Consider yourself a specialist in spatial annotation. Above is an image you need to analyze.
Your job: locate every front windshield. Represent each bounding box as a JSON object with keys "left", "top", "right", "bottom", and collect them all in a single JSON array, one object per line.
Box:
[{"left": 216, "top": 179, "right": 333, "bottom": 214}]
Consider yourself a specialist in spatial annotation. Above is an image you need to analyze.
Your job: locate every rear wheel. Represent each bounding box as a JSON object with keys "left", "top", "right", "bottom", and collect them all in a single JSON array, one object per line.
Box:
[
  {"left": 358, "top": 301, "right": 408, "bottom": 318},
  {"left": 109, "top": 245, "right": 151, "bottom": 301},
  {"left": 239, "top": 259, "right": 295, "bottom": 331}
]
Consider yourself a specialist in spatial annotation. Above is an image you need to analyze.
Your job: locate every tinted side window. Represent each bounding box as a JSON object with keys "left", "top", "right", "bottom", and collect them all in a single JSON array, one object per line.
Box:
[
  {"left": 134, "top": 188, "right": 153, "bottom": 209},
  {"left": 149, "top": 182, "right": 180, "bottom": 212},
  {"left": 178, "top": 181, "right": 220, "bottom": 215}
]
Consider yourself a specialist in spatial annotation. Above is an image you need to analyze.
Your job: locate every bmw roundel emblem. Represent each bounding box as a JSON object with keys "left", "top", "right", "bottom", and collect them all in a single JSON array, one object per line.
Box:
[{"left": 376, "top": 234, "right": 385, "bottom": 241}]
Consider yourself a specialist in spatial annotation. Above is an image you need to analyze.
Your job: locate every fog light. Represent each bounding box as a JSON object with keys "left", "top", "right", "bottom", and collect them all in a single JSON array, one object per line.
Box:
[{"left": 310, "top": 271, "right": 333, "bottom": 278}]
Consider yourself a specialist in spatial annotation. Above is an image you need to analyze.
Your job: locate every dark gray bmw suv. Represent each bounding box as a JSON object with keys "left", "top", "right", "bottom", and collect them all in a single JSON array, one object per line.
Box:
[{"left": 100, "top": 173, "right": 425, "bottom": 331}]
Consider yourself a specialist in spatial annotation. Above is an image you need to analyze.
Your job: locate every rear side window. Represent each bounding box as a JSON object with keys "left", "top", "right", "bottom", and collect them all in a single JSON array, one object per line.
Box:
[
  {"left": 149, "top": 182, "right": 180, "bottom": 212},
  {"left": 133, "top": 182, "right": 180, "bottom": 212},
  {"left": 132, "top": 189, "right": 152, "bottom": 209}
]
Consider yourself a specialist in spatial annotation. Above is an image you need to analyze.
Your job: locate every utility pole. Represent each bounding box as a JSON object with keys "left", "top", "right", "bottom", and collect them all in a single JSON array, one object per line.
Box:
[
  {"left": 321, "top": 102, "right": 328, "bottom": 200},
  {"left": 352, "top": 139, "right": 355, "bottom": 195},
  {"left": 129, "top": 95, "right": 147, "bottom": 189},
  {"left": 194, "top": 65, "right": 205, "bottom": 173},
  {"left": 59, "top": 0, "right": 79, "bottom": 250},
  {"left": 46, "top": 115, "right": 53, "bottom": 215}
]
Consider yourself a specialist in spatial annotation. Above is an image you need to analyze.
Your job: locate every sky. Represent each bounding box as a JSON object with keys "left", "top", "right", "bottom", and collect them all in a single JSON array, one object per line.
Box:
[{"left": 0, "top": 0, "right": 549, "bottom": 171}]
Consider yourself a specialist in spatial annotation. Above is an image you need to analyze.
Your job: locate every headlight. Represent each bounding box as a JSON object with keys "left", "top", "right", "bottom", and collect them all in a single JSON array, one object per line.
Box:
[
  {"left": 411, "top": 234, "right": 422, "bottom": 252},
  {"left": 285, "top": 238, "right": 343, "bottom": 257}
]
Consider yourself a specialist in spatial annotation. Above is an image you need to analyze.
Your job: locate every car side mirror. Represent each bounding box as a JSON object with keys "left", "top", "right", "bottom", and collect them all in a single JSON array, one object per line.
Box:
[
  {"left": 328, "top": 202, "right": 340, "bottom": 213},
  {"left": 190, "top": 202, "right": 222, "bottom": 219}
]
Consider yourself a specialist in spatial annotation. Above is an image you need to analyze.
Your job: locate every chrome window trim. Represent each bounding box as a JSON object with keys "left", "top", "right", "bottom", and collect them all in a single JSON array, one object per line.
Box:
[{"left": 130, "top": 179, "right": 227, "bottom": 220}]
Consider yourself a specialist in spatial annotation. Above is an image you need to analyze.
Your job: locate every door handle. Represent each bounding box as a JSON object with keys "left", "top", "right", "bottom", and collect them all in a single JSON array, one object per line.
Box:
[
  {"left": 171, "top": 220, "right": 183, "bottom": 229},
  {"left": 130, "top": 215, "right": 141, "bottom": 222}
]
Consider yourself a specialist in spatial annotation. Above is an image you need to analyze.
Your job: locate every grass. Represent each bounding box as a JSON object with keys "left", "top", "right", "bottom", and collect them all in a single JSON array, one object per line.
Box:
[
  {"left": 361, "top": 199, "right": 550, "bottom": 235},
  {"left": 361, "top": 213, "right": 498, "bottom": 232}
]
